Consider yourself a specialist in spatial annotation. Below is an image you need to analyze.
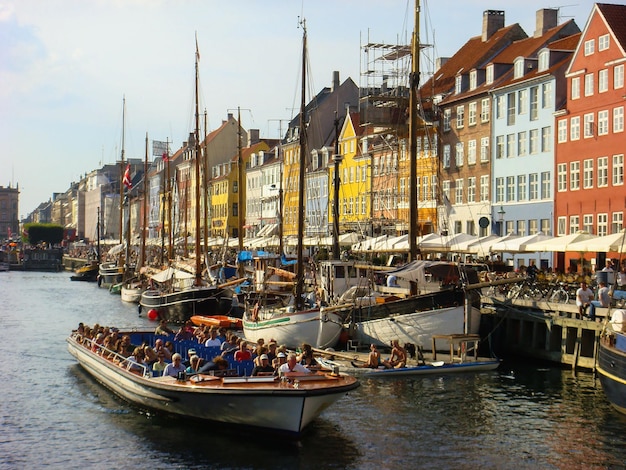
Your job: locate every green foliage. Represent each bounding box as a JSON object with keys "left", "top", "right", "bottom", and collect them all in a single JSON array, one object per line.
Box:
[{"left": 23, "top": 223, "right": 64, "bottom": 245}]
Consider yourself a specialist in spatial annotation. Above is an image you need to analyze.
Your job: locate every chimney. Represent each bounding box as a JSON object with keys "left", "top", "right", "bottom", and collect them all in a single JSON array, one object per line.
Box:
[
  {"left": 332, "top": 71, "right": 340, "bottom": 92},
  {"left": 435, "top": 57, "right": 450, "bottom": 71},
  {"left": 482, "top": 10, "right": 505, "bottom": 42},
  {"left": 248, "top": 129, "right": 260, "bottom": 146},
  {"left": 535, "top": 9, "right": 558, "bottom": 37}
]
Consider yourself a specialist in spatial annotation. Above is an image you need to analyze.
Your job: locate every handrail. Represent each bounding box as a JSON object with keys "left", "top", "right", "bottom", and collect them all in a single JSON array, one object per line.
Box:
[{"left": 73, "top": 333, "right": 150, "bottom": 377}]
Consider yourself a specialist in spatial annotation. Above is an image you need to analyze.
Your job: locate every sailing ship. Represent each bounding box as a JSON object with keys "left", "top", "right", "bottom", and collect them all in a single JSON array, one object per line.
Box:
[
  {"left": 139, "top": 39, "right": 234, "bottom": 323},
  {"left": 242, "top": 21, "right": 351, "bottom": 349}
]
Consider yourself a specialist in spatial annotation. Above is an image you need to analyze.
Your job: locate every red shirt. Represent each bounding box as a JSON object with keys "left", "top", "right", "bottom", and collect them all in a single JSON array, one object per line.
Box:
[{"left": 234, "top": 350, "right": 252, "bottom": 362}]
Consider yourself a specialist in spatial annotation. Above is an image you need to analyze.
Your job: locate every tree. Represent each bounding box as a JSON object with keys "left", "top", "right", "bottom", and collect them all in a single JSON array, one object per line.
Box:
[{"left": 23, "top": 223, "right": 64, "bottom": 246}]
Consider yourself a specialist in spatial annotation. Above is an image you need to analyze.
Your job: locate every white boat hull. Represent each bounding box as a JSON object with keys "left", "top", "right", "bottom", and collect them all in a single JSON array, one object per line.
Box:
[
  {"left": 242, "top": 306, "right": 347, "bottom": 349},
  {"left": 354, "top": 305, "right": 481, "bottom": 350},
  {"left": 67, "top": 334, "right": 358, "bottom": 435}
]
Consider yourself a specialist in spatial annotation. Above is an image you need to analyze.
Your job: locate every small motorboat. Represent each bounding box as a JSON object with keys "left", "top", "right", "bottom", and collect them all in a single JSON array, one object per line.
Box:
[{"left": 191, "top": 315, "right": 243, "bottom": 330}]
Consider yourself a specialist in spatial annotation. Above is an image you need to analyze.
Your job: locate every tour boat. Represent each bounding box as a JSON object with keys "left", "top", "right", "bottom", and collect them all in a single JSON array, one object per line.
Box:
[{"left": 596, "top": 310, "right": 626, "bottom": 414}]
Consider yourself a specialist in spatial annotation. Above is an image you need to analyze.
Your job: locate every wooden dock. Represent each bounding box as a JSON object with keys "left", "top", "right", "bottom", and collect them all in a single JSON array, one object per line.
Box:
[{"left": 481, "top": 295, "right": 614, "bottom": 371}]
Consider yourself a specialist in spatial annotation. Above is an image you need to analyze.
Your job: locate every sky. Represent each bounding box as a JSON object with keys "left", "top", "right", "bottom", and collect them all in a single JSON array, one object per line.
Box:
[{"left": 0, "top": 0, "right": 599, "bottom": 218}]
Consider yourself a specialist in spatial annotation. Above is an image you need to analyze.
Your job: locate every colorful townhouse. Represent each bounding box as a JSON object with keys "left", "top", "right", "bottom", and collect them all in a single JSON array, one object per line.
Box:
[{"left": 555, "top": 3, "right": 626, "bottom": 272}]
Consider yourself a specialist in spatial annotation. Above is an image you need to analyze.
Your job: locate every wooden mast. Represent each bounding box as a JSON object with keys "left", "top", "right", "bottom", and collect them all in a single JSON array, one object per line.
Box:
[
  {"left": 194, "top": 35, "right": 202, "bottom": 286},
  {"left": 295, "top": 19, "right": 307, "bottom": 311},
  {"left": 140, "top": 132, "right": 147, "bottom": 272},
  {"left": 119, "top": 96, "right": 126, "bottom": 246},
  {"left": 408, "top": 0, "right": 420, "bottom": 263},
  {"left": 237, "top": 107, "right": 245, "bottom": 278}
]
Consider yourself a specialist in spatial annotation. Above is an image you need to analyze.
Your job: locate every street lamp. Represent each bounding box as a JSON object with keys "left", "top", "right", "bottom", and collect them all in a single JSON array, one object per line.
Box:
[{"left": 497, "top": 205, "right": 506, "bottom": 236}]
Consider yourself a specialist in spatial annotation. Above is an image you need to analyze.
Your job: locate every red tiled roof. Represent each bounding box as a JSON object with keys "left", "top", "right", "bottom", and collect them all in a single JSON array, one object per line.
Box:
[
  {"left": 548, "top": 32, "right": 581, "bottom": 51},
  {"left": 598, "top": 3, "right": 626, "bottom": 51}
]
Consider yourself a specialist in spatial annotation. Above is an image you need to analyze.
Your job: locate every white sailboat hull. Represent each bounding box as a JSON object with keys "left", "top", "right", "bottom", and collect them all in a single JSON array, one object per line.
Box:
[{"left": 354, "top": 305, "right": 481, "bottom": 350}]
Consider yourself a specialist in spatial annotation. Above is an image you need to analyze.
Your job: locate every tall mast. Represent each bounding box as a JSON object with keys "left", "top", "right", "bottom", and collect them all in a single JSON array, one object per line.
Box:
[
  {"left": 237, "top": 106, "right": 245, "bottom": 277},
  {"left": 408, "top": 1, "right": 420, "bottom": 262},
  {"left": 332, "top": 111, "right": 341, "bottom": 260},
  {"left": 194, "top": 35, "right": 202, "bottom": 286},
  {"left": 140, "top": 132, "right": 148, "bottom": 271},
  {"left": 203, "top": 109, "right": 209, "bottom": 268},
  {"left": 119, "top": 96, "right": 126, "bottom": 245},
  {"left": 295, "top": 20, "right": 307, "bottom": 311}
]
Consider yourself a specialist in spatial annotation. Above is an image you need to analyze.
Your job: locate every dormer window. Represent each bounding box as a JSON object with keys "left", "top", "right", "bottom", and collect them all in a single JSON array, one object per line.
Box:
[
  {"left": 455, "top": 75, "right": 462, "bottom": 94},
  {"left": 486, "top": 64, "right": 494, "bottom": 85},
  {"left": 538, "top": 50, "right": 549, "bottom": 72},
  {"left": 469, "top": 70, "right": 477, "bottom": 90},
  {"left": 514, "top": 58, "right": 524, "bottom": 79}
]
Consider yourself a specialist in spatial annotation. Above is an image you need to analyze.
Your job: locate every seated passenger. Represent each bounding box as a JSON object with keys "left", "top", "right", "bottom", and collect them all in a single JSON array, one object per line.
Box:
[
  {"left": 152, "top": 352, "right": 168, "bottom": 376},
  {"left": 383, "top": 339, "right": 407, "bottom": 369},
  {"left": 278, "top": 353, "right": 310, "bottom": 375},
  {"left": 198, "top": 356, "right": 230, "bottom": 374},
  {"left": 154, "top": 319, "right": 174, "bottom": 336},
  {"left": 251, "top": 354, "right": 275, "bottom": 376},
  {"left": 162, "top": 353, "right": 186, "bottom": 377},
  {"left": 297, "top": 343, "right": 318, "bottom": 369},
  {"left": 203, "top": 327, "right": 222, "bottom": 348},
  {"left": 153, "top": 338, "right": 172, "bottom": 361},
  {"left": 234, "top": 341, "right": 252, "bottom": 362},
  {"left": 125, "top": 347, "right": 146, "bottom": 372},
  {"left": 352, "top": 344, "right": 382, "bottom": 369},
  {"left": 273, "top": 351, "right": 287, "bottom": 371},
  {"left": 185, "top": 355, "right": 202, "bottom": 374}
]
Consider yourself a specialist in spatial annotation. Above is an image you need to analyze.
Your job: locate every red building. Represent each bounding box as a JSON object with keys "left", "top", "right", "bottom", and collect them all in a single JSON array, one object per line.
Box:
[{"left": 554, "top": 3, "right": 626, "bottom": 273}]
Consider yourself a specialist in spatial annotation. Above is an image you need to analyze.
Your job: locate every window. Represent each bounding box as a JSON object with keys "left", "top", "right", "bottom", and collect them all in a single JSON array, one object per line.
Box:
[
  {"left": 486, "top": 64, "right": 494, "bottom": 84},
  {"left": 455, "top": 179, "right": 463, "bottom": 204},
  {"left": 467, "top": 177, "right": 476, "bottom": 203},
  {"left": 431, "top": 175, "right": 438, "bottom": 200},
  {"left": 583, "top": 159, "right": 594, "bottom": 189},
  {"left": 443, "top": 109, "right": 451, "bottom": 131},
  {"left": 455, "top": 75, "right": 462, "bottom": 94},
  {"left": 518, "top": 175, "right": 527, "bottom": 201},
  {"left": 480, "top": 175, "right": 489, "bottom": 201},
  {"left": 570, "top": 161, "right": 580, "bottom": 190},
  {"left": 507, "top": 93, "right": 516, "bottom": 125},
  {"left": 442, "top": 180, "right": 450, "bottom": 200},
  {"left": 598, "top": 156, "right": 608, "bottom": 187},
  {"left": 529, "top": 129, "right": 539, "bottom": 154},
  {"left": 518, "top": 89, "right": 528, "bottom": 115},
  {"left": 529, "top": 173, "right": 539, "bottom": 200},
  {"left": 598, "top": 110, "right": 609, "bottom": 135},
  {"left": 570, "top": 215, "right": 580, "bottom": 234},
  {"left": 468, "top": 102, "right": 477, "bottom": 126},
  {"left": 506, "top": 176, "right": 515, "bottom": 202},
  {"left": 541, "top": 172, "right": 550, "bottom": 199},
  {"left": 557, "top": 216, "right": 567, "bottom": 236},
  {"left": 598, "top": 213, "right": 608, "bottom": 237},
  {"left": 599, "top": 69, "right": 609, "bottom": 93},
  {"left": 570, "top": 116, "right": 580, "bottom": 140},
  {"left": 505, "top": 221, "right": 514, "bottom": 235},
  {"left": 467, "top": 140, "right": 476, "bottom": 164},
  {"left": 496, "top": 96, "right": 505, "bottom": 119},
  {"left": 456, "top": 106, "right": 464, "bottom": 128},
  {"left": 557, "top": 119, "right": 568, "bottom": 143},
  {"left": 541, "top": 127, "right": 551, "bottom": 152},
  {"left": 542, "top": 82, "right": 552, "bottom": 108},
  {"left": 614, "top": 154, "right": 624, "bottom": 186},
  {"left": 514, "top": 58, "right": 524, "bottom": 79},
  {"left": 495, "top": 177, "right": 504, "bottom": 203},
  {"left": 518, "top": 131, "right": 527, "bottom": 156},
  {"left": 599, "top": 34, "right": 610, "bottom": 51},
  {"left": 614, "top": 106, "right": 624, "bottom": 133},
  {"left": 584, "top": 39, "right": 595, "bottom": 56},
  {"left": 443, "top": 145, "right": 451, "bottom": 168},
  {"left": 495, "top": 135, "right": 504, "bottom": 159},
  {"left": 584, "top": 73, "right": 594, "bottom": 96},
  {"left": 506, "top": 134, "right": 515, "bottom": 158},
  {"left": 557, "top": 163, "right": 567, "bottom": 192},
  {"left": 422, "top": 176, "right": 429, "bottom": 200},
  {"left": 571, "top": 76, "right": 580, "bottom": 99},
  {"left": 469, "top": 70, "right": 477, "bottom": 90},
  {"left": 583, "top": 214, "right": 594, "bottom": 233},
  {"left": 584, "top": 113, "right": 595, "bottom": 138},
  {"left": 613, "top": 212, "right": 624, "bottom": 233},
  {"left": 455, "top": 142, "right": 464, "bottom": 167},
  {"left": 517, "top": 220, "right": 526, "bottom": 236},
  {"left": 480, "top": 137, "right": 489, "bottom": 162},
  {"left": 615, "top": 64, "right": 624, "bottom": 89},
  {"left": 538, "top": 50, "right": 549, "bottom": 71},
  {"left": 530, "top": 86, "right": 539, "bottom": 120},
  {"left": 541, "top": 219, "right": 551, "bottom": 235},
  {"left": 481, "top": 98, "right": 490, "bottom": 122}
]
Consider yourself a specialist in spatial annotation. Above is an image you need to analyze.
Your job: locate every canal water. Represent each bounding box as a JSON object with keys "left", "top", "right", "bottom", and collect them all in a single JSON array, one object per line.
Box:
[{"left": 1, "top": 270, "right": 625, "bottom": 469}]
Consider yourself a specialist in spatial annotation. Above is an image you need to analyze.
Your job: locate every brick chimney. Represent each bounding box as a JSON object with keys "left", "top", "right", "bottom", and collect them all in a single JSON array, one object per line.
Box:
[
  {"left": 482, "top": 10, "right": 505, "bottom": 42},
  {"left": 248, "top": 129, "right": 260, "bottom": 146},
  {"left": 534, "top": 9, "right": 558, "bottom": 37},
  {"left": 332, "top": 71, "right": 340, "bottom": 92}
]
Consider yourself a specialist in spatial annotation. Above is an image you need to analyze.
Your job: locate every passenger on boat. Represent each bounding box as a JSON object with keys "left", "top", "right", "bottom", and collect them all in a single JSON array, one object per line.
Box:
[
  {"left": 91, "top": 333, "right": 105, "bottom": 353},
  {"left": 152, "top": 352, "right": 168, "bottom": 376},
  {"left": 143, "top": 345, "right": 158, "bottom": 365},
  {"left": 251, "top": 354, "right": 275, "bottom": 376},
  {"left": 297, "top": 343, "right": 318, "bottom": 368},
  {"left": 253, "top": 346, "right": 269, "bottom": 366},
  {"left": 273, "top": 351, "right": 287, "bottom": 371},
  {"left": 153, "top": 338, "right": 172, "bottom": 361},
  {"left": 154, "top": 319, "right": 174, "bottom": 336},
  {"left": 383, "top": 340, "right": 407, "bottom": 369},
  {"left": 162, "top": 353, "right": 186, "bottom": 377},
  {"left": 198, "top": 356, "right": 229, "bottom": 374},
  {"left": 220, "top": 333, "right": 238, "bottom": 354},
  {"left": 203, "top": 327, "right": 221, "bottom": 348},
  {"left": 352, "top": 344, "right": 382, "bottom": 369},
  {"left": 125, "top": 347, "right": 146, "bottom": 372},
  {"left": 174, "top": 321, "right": 195, "bottom": 341},
  {"left": 185, "top": 355, "right": 202, "bottom": 374},
  {"left": 267, "top": 341, "right": 277, "bottom": 364},
  {"left": 278, "top": 353, "right": 310, "bottom": 375},
  {"left": 234, "top": 341, "right": 252, "bottom": 362}
]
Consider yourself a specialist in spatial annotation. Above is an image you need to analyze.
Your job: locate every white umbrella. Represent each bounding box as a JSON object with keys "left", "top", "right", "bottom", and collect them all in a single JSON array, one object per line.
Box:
[
  {"left": 419, "top": 233, "right": 478, "bottom": 252},
  {"left": 459, "top": 234, "right": 501, "bottom": 256},
  {"left": 494, "top": 232, "right": 553, "bottom": 253},
  {"left": 523, "top": 231, "right": 595, "bottom": 252},
  {"left": 567, "top": 229, "right": 626, "bottom": 253}
]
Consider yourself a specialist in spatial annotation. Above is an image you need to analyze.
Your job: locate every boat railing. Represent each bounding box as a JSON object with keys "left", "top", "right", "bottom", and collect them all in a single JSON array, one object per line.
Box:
[{"left": 73, "top": 333, "right": 151, "bottom": 377}]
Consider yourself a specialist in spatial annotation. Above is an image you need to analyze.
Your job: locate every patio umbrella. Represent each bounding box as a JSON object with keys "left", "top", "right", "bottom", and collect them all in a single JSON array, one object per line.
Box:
[
  {"left": 490, "top": 233, "right": 554, "bottom": 253},
  {"left": 419, "top": 233, "right": 478, "bottom": 252},
  {"left": 523, "top": 231, "right": 595, "bottom": 252},
  {"left": 567, "top": 229, "right": 626, "bottom": 253}
]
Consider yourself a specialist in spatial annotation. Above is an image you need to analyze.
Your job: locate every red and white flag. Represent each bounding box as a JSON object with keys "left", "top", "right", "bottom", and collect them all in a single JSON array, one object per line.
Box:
[{"left": 123, "top": 164, "right": 132, "bottom": 189}]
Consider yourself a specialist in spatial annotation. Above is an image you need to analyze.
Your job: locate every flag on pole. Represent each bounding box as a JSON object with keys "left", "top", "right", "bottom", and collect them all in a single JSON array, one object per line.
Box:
[
  {"left": 123, "top": 164, "right": 132, "bottom": 190},
  {"left": 195, "top": 33, "right": 200, "bottom": 62},
  {"left": 162, "top": 152, "right": 169, "bottom": 162}
]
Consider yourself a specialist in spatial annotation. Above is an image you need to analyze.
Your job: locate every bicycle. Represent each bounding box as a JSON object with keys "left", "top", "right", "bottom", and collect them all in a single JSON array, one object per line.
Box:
[{"left": 549, "top": 282, "right": 569, "bottom": 303}]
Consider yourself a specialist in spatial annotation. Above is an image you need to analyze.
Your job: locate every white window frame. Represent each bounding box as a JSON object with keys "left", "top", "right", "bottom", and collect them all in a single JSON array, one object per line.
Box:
[
  {"left": 613, "top": 154, "right": 624, "bottom": 186},
  {"left": 480, "top": 137, "right": 489, "bottom": 163},
  {"left": 598, "top": 213, "right": 608, "bottom": 237},
  {"left": 468, "top": 102, "right": 477, "bottom": 126},
  {"left": 598, "top": 156, "right": 608, "bottom": 187},
  {"left": 584, "top": 39, "right": 595, "bottom": 56},
  {"left": 518, "top": 131, "right": 527, "bottom": 156},
  {"left": 481, "top": 98, "right": 490, "bottom": 122},
  {"left": 570, "top": 161, "right": 580, "bottom": 190},
  {"left": 541, "top": 127, "right": 551, "bottom": 152},
  {"left": 467, "top": 177, "right": 476, "bottom": 203},
  {"left": 599, "top": 34, "right": 610, "bottom": 51},
  {"left": 571, "top": 77, "right": 580, "bottom": 100},
  {"left": 455, "top": 142, "right": 464, "bottom": 167},
  {"left": 583, "top": 159, "right": 594, "bottom": 189},
  {"left": 558, "top": 119, "right": 567, "bottom": 143},
  {"left": 598, "top": 110, "right": 609, "bottom": 136},
  {"left": 506, "top": 176, "right": 515, "bottom": 202},
  {"left": 570, "top": 116, "right": 580, "bottom": 141},
  {"left": 615, "top": 64, "right": 624, "bottom": 89},
  {"left": 584, "top": 113, "right": 594, "bottom": 138},
  {"left": 599, "top": 69, "right": 609, "bottom": 93},
  {"left": 584, "top": 73, "right": 594, "bottom": 97},
  {"left": 456, "top": 105, "right": 464, "bottom": 128},
  {"left": 529, "top": 173, "right": 539, "bottom": 201},
  {"left": 518, "top": 174, "right": 527, "bottom": 201},
  {"left": 455, "top": 179, "right": 463, "bottom": 205},
  {"left": 614, "top": 106, "right": 624, "bottom": 133},
  {"left": 541, "top": 171, "right": 550, "bottom": 199},
  {"left": 467, "top": 139, "right": 477, "bottom": 165},
  {"left": 557, "top": 163, "right": 567, "bottom": 192},
  {"left": 480, "top": 175, "right": 489, "bottom": 202}
]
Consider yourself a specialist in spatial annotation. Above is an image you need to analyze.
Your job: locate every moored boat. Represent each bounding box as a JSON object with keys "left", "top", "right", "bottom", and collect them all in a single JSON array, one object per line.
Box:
[
  {"left": 70, "top": 261, "right": 99, "bottom": 282},
  {"left": 596, "top": 310, "right": 626, "bottom": 414},
  {"left": 191, "top": 315, "right": 243, "bottom": 329},
  {"left": 98, "top": 261, "right": 124, "bottom": 288},
  {"left": 67, "top": 328, "right": 359, "bottom": 436}
]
